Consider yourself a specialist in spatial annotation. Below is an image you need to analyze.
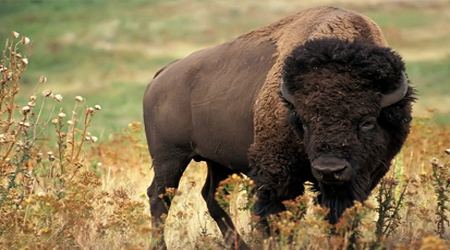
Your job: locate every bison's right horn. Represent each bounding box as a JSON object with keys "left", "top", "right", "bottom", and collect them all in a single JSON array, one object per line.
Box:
[
  {"left": 380, "top": 71, "right": 408, "bottom": 108},
  {"left": 280, "top": 78, "right": 295, "bottom": 104}
]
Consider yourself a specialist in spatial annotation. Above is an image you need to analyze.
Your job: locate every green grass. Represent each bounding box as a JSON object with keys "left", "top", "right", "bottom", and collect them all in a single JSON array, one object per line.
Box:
[{"left": 2, "top": 0, "right": 450, "bottom": 134}]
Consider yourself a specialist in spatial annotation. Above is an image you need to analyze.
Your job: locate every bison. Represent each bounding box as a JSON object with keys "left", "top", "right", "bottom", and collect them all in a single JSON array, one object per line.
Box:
[{"left": 143, "top": 6, "right": 415, "bottom": 249}]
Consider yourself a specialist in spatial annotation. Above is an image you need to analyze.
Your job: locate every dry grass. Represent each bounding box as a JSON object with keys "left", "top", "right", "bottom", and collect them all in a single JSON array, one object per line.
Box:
[{"left": 1, "top": 18, "right": 450, "bottom": 250}]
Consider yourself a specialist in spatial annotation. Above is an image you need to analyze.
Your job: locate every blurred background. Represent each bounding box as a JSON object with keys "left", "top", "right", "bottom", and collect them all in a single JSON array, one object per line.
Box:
[{"left": 1, "top": 0, "right": 450, "bottom": 137}]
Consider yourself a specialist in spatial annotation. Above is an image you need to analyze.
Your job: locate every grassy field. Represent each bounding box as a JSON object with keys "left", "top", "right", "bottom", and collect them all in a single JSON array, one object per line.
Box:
[
  {"left": 1, "top": 0, "right": 450, "bottom": 131},
  {"left": 1, "top": 0, "right": 450, "bottom": 249}
]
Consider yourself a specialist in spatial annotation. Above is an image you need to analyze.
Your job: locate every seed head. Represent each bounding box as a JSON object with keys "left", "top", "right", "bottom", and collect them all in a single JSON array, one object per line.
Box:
[
  {"left": 22, "top": 106, "right": 31, "bottom": 114},
  {"left": 94, "top": 105, "right": 102, "bottom": 111},
  {"left": 58, "top": 112, "right": 66, "bottom": 118},
  {"left": 42, "top": 89, "right": 52, "bottom": 97},
  {"left": 53, "top": 94, "right": 63, "bottom": 102},
  {"left": 445, "top": 149, "right": 450, "bottom": 155},
  {"left": 51, "top": 119, "right": 59, "bottom": 125},
  {"left": 29, "top": 95, "right": 37, "bottom": 101},
  {"left": 19, "top": 122, "right": 30, "bottom": 128},
  {"left": 21, "top": 36, "right": 30, "bottom": 45},
  {"left": 39, "top": 76, "right": 47, "bottom": 83},
  {"left": 91, "top": 136, "right": 98, "bottom": 143},
  {"left": 12, "top": 31, "right": 20, "bottom": 38},
  {"left": 67, "top": 120, "right": 74, "bottom": 125},
  {"left": 87, "top": 107, "right": 95, "bottom": 114},
  {"left": 21, "top": 58, "right": 28, "bottom": 66},
  {"left": 75, "top": 96, "right": 84, "bottom": 102}
]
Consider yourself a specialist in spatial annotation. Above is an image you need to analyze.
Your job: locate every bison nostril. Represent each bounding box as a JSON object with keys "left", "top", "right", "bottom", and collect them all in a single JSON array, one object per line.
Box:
[{"left": 333, "top": 167, "right": 346, "bottom": 178}]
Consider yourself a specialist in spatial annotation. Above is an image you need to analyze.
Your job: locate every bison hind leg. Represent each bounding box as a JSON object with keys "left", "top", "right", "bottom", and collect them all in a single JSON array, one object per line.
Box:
[
  {"left": 147, "top": 150, "right": 192, "bottom": 248},
  {"left": 202, "top": 161, "right": 250, "bottom": 250}
]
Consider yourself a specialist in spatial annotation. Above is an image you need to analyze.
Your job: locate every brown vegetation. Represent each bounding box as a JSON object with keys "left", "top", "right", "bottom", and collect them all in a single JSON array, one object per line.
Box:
[{"left": 1, "top": 32, "right": 449, "bottom": 249}]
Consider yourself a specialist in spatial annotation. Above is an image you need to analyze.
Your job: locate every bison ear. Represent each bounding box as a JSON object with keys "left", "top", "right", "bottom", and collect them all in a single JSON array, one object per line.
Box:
[
  {"left": 280, "top": 78, "right": 295, "bottom": 104},
  {"left": 380, "top": 72, "right": 408, "bottom": 108}
]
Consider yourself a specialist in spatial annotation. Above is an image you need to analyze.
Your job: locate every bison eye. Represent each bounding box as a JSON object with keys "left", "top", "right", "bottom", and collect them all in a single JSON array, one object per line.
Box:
[
  {"left": 288, "top": 110, "right": 307, "bottom": 132},
  {"left": 359, "top": 116, "right": 377, "bottom": 132}
]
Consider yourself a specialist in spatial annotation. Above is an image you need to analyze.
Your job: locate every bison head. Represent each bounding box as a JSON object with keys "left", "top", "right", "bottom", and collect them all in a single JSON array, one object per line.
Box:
[{"left": 280, "top": 38, "right": 415, "bottom": 223}]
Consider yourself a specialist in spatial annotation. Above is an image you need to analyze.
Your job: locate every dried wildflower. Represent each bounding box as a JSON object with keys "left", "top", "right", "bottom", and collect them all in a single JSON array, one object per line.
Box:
[
  {"left": 58, "top": 112, "right": 66, "bottom": 118},
  {"left": 39, "top": 75, "right": 47, "bottom": 83},
  {"left": 51, "top": 119, "right": 59, "bottom": 125},
  {"left": 47, "top": 151, "right": 55, "bottom": 161},
  {"left": 87, "top": 107, "right": 95, "bottom": 114},
  {"left": 22, "top": 106, "right": 31, "bottom": 114},
  {"left": 85, "top": 136, "right": 91, "bottom": 141},
  {"left": 21, "top": 36, "right": 30, "bottom": 45},
  {"left": 42, "top": 89, "right": 52, "bottom": 97},
  {"left": 67, "top": 120, "right": 74, "bottom": 125},
  {"left": 21, "top": 58, "right": 28, "bottom": 65},
  {"left": 445, "top": 149, "right": 450, "bottom": 155},
  {"left": 53, "top": 94, "right": 63, "bottom": 102},
  {"left": 29, "top": 95, "right": 37, "bottom": 101},
  {"left": 27, "top": 101, "right": 35, "bottom": 108},
  {"left": 19, "top": 122, "right": 30, "bottom": 128},
  {"left": 12, "top": 31, "right": 20, "bottom": 38},
  {"left": 94, "top": 105, "right": 101, "bottom": 110},
  {"left": 91, "top": 136, "right": 98, "bottom": 143},
  {"left": 75, "top": 96, "right": 84, "bottom": 102},
  {"left": 37, "top": 152, "right": 43, "bottom": 162}
]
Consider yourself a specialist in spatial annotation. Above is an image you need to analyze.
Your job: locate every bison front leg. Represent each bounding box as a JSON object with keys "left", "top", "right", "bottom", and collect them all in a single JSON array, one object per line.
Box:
[{"left": 248, "top": 134, "right": 312, "bottom": 235}]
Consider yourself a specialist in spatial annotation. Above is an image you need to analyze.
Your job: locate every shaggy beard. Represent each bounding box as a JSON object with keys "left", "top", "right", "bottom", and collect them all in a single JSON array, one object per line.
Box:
[{"left": 320, "top": 178, "right": 369, "bottom": 224}]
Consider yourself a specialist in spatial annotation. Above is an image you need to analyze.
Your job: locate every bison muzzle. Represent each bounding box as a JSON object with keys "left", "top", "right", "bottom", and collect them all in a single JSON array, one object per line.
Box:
[{"left": 143, "top": 6, "right": 415, "bottom": 249}]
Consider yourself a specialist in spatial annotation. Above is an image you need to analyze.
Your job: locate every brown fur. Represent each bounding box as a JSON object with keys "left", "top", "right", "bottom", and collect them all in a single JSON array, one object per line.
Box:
[{"left": 143, "top": 6, "right": 414, "bottom": 248}]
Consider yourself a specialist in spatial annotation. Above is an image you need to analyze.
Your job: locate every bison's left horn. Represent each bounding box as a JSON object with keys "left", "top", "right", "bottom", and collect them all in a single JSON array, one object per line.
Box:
[
  {"left": 280, "top": 78, "right": 295, "bottom": 104},
  {"left": 381, "top": 71, "right": 408, "bottom": 108}
]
